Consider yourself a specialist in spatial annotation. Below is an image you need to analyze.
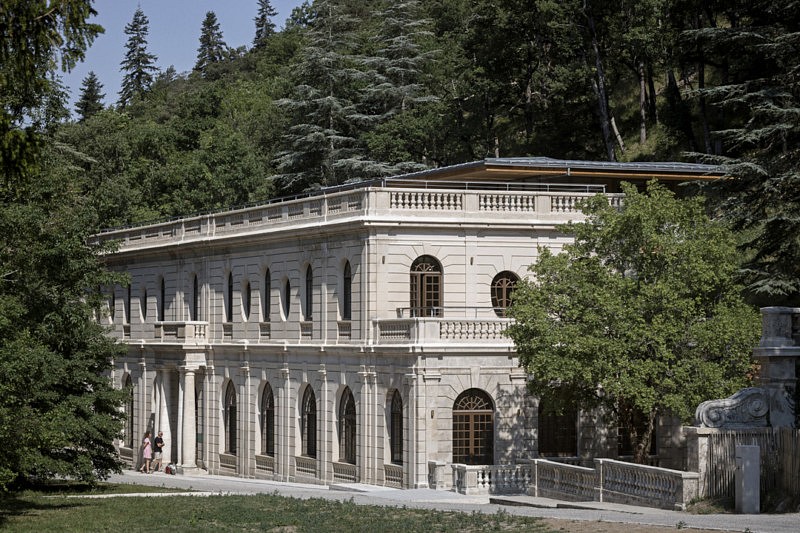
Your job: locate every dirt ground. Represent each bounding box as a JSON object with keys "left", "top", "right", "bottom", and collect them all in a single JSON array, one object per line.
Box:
[{"left": 542, "top": 518, "right": 730, "bottom": 533}]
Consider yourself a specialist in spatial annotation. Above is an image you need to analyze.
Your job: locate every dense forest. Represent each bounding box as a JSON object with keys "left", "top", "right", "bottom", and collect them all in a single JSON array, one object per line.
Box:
[{"left": 32, "top": 0, "right": 800, "bottom": 298}]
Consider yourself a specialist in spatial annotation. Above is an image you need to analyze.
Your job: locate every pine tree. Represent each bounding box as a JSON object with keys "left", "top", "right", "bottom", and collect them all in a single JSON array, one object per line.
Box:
[
  {"left": 194, "top": 11, "right": 228, "bottom": 74},
  {"left": 253, "top": 0, "right": 278, "bottom": 49},
  {"left": 118, "top": 8, "right": 158, "bottom": 108},
  {"left": 274, "top": 0, "right": 384, "bottom": 194},
  {"left": 75, "top": 71, "right": 104, "bottom": 121},
  {"left": 687, "top": 1, "right": 800, "bottom": 302}
]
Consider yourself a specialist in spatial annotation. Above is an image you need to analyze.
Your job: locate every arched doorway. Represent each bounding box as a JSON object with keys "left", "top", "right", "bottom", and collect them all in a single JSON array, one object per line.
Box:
[{"left": 452, "top": 389, "right": 494, "bottom": 465}]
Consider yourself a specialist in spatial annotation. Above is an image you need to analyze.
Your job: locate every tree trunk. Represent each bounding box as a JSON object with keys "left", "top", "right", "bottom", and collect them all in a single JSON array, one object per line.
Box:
[
  {"left": 584, "top": 5, "right": 616, "bottom": 161},
  {"left": 611, "top": 115, "right": 626, "bottom": 154},
  {"left": 646, "top": 63, "right": 658, "bottom": 124},
  {"left": 633, "top": 408, "right": 657, "bottom": 465},
  {"left": 639, "top": 60, "right": 647, "bottom": 144}
]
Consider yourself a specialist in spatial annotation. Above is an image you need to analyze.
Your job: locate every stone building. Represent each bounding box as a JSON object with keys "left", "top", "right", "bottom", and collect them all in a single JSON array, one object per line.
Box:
[{"left": 99, "top": 157, "right": 720, "bottom": 487}]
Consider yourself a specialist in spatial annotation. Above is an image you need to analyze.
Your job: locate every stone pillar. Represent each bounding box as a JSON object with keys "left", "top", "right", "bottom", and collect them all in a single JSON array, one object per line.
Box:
[
  {"left": 179, "top": 367, "right": 199, "bottom": 473},
  {"left": 753, "top": 307, "right": 800, "bottom": 427},
  {"left": 158, "top": 368, "right": 173, "bottom": 463}
]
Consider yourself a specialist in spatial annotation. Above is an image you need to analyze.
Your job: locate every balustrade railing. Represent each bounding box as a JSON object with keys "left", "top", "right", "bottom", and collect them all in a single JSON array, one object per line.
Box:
[
  {"left": 255, "top": 454, "right": 275, "bottom": 473},
  {"left": 295, "top": 456, "right": 317, "bottom": 477},
  {"left": 375, "top": 317, "right": 513, "bottom": 345},
  {"left": 153, "top": 321, "right": 208, "bottom": 343},
  {"left": 219, "top": 453, "right": 236, "bottom": 470},
  {"left": 333, "top": 461, "right": 358, "bottom": 482},
  {"left": 595, "top": 459, "right": 699, "bottom": 510},
  {"left": 384, "top": 463, "right": 403, "bottom": 488},
  {"left": 445, "top": 459, "right": 698, "bottom": 510},
  {"left": 93, "top": 186, "right": 620, "bottom": 253}
]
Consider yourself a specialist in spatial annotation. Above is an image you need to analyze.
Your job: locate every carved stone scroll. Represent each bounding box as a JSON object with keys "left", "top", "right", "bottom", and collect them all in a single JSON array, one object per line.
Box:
[{"left": 695, "top": 387, "right": 769, "bottom": 428}]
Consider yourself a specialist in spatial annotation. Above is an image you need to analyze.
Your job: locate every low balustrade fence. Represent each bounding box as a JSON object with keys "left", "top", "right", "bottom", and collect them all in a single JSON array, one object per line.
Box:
[
  {"left": 333, "top": 461, "right": 358, "bottom": 482},
  {"left": 447, "top": 459, "right": 699, "bottom": 511}
]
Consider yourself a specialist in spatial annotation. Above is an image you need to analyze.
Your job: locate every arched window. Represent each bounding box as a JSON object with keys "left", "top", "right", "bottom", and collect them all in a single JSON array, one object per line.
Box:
[
  {"left": 261, "top": 383, "right": 275, "bottom": 456},
  {"left": 339, "top": 387, "right": 356, "bottom": 464},
  {"left": 342, "top": 261, "right": 352, "bottom": 321},
  {"left": 158, "top": 277, "right": 166, "bottom": 321},
  {"left": 304, "top": 265, "right": 313, "bottom": 320},
  {"left": 109, "top": 288, "right": 116, "bottom": 322},
  {"left": 491, "top": 271, "right": 520, "bottom": 317},
  {"left": 225, "top": 272, "right": 233, "bottom": 323},
  {"left": 142, "top": 289, "right": 148, "bottom": 321},
  {"left": 263, "top": 269, "right": 271, "bottom": 321},
  {"left": 125, "top": 284, "right": 131, "bottom": 324},
  {"left": 452, "top": 389, "right": 494, "bottom": 465},
  {"left": 390, "top": 390, "right": 403, "bottom": 465},
  {"left": 538, "top": 401, "right": 578, "bottom": 457},
  {"left": 242, "top": 280, "right": 251, "bottom": 321},
  {"left": 191, "top": 274, "right": 199, "bottom": 321},
  {"left": 301, "top": 387, "right": 317, "bottom": 458},
  {"left": 282, "top": 279, "right": 291, "bottom": 319},
  {"left": 224, "top": 381, "right": 237, "bottom": 454},
  {"left": 410, "top": 255, "right": 442, "bottom": 317},
  {"left": 124, "top": 375, "right": 134, "bottom": 448}
]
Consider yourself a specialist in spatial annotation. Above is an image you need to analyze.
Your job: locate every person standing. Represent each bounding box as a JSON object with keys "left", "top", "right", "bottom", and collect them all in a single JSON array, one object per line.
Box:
[
  {"left": 152, "top": 431, "right": 165, "bottom": 472},
  {"left": 138, "top": 431, "right": 152, "bottom": 473}
]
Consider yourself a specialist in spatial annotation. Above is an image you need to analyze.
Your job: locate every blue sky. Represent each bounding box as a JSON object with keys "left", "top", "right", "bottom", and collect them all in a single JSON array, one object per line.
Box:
[{"left": 63, "top": 0, "right": 301, "bottom": 111}]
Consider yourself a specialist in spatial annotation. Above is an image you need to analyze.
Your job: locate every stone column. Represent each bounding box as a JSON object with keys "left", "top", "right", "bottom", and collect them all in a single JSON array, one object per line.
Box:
[
  {"left": 753, "top": 307, "right": 800, "bottom": 428},
  {"left": 179, "top": 367, "right": 199, "bottom": 473}
]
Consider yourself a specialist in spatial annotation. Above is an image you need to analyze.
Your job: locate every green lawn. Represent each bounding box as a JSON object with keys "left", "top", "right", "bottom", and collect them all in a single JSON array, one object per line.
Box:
[{"left": 0, "top": 485, "right": 554, "bottom": 532}]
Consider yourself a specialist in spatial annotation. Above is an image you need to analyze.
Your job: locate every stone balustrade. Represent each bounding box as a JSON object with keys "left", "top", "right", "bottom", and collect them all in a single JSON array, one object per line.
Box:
[
  {"left": 93, "top": 185, "right": 619, "bottom": 253},
  {"left": 333, "top": 461, "right": 358, "bottom": 482},
  {"left": 384, "top": 463, "right": 403, "bottom": 488},
  {"left": 374, "top": 317, "right": 514, "bottom": 345},
  {"left": 295, "top": 455, "right": 317, "bottom": 477},
  {"left": 255, "top": 454, "right": 275, "bottom": 474},
  {"left": 595, "top": 459, "right": 699, "bottom": 511},
  {"left": 446, "top": 459, "right": 698, "bottom": 510},
  {"left": 153, "top": 321, "right": 208, "bottom": 343}
]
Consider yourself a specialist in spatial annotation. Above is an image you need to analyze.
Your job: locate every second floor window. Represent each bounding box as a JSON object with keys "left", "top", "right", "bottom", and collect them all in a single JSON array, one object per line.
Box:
[
  {"left": 410, "top": 255, "right": 442, "bottom": 317},
  {"left": 225, "top": 272, "right": 233, "bottom": 323},
  {"left": 491, "top": 271, "right": 520, "bottom": 317},
  {"left": 304, "top": 266, "right": 313, "bottom": 321},
  {"left": 342, "top": 261, "right": 352, "bottom": 321}
]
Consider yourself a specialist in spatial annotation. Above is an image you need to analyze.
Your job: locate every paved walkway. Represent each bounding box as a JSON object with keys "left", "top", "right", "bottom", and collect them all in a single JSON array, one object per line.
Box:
[{"left": 106, "top": 470, "right": 799, "bottom": 533}]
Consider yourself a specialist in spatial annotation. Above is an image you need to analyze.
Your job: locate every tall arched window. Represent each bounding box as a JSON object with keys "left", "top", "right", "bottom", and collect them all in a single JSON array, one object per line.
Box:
[
  {"left": 263, "top": 269, "right": 271, "bottom": 321},
  {"left": 141, "top": 289, "right": 148, "bottom": 320},
  {"left": 342, "top": 261, "right": 352, "bottom": 321},
  {"left": 158, "top": 277, "right": 166, "bottom": 321},
  {"left": 124, "top": 375, "right": 134, "bottom": 448},
  {"left": 242, "top": 280, "right": 251, "bottom": 321},
  {"left": 452, "top": 389, "right": 494, "bottom": 465},
  {"left": 282, "top": 279, "right": 291, "bottom": 319},
  {"left": 109, "top": 288, "right": 116, "bottom": 322},
  {"left": 390, "top": 390, "right": 403, "bottom": 465},
  {"left": 191, "top": 274, "right": 199, "bottom": 321},
  {"left": 224, "top": 381, "right": 237, "bottom": 454},
  {"left": 125, "top": 284, "right": 131, "bottom": 324},
  {"left": 301, "top": 386, "right": 316, "bottom": 458},
  {"left": 261, "top": 383, "right": 275, "bottom": 456},
  {"left": 410, "top": 255, "right": 442, "bottom": 317},
  {"left": 226, "top": 272, "right": 233, "bottom": 323},
  {"left": 491, "top": 271, "right": 520, "bottom": 317},
  {"left": 339, "top": 387, "right": 356, "bottom": 464},
  {"left": 538, "top": 401, "right": 578, "bottom": 457},
  {"left": 304, "top": 266, "right": 313, "bottom": 320}
]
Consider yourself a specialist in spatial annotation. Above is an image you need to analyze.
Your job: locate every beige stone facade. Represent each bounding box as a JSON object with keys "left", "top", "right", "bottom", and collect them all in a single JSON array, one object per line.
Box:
[{"left": 100, "top": 158, "right": 720, "bottom": 487}]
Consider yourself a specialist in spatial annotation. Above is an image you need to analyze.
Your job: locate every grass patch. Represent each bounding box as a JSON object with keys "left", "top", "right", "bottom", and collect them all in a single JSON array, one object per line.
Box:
[{"left": 1, "top": 490, "right": 555, "bottom": 532}]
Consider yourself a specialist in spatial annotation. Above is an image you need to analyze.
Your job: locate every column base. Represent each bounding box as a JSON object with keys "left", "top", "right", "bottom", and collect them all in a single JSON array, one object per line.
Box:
[{"left": 177, "top": 465, "right": 206, "bottom": 476}]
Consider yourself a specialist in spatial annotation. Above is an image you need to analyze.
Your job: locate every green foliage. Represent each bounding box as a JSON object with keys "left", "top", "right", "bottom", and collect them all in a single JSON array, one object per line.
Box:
[
  {"left": 1, "top": 1, "right": 126, "bottom": 491},
  {"left": 75, "top": 71, "right": 105, "bottom": 122},
  {"left": 194, "top": 11, "right": 228, "bottom": 76},
  {"left": 507, "top": 182, "right": 760, "bottom": 462},
  {"left": 118, "top": 8, "right": 158, "bottom": 108},
  {"left": 253, "top": 0, "right": 279, "bottom": 49}
]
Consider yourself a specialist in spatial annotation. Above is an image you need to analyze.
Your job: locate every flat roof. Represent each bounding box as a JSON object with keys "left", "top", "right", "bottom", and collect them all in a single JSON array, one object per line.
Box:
[{"left": 387, "top": 157, "right": 724, "bottom": 183}]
